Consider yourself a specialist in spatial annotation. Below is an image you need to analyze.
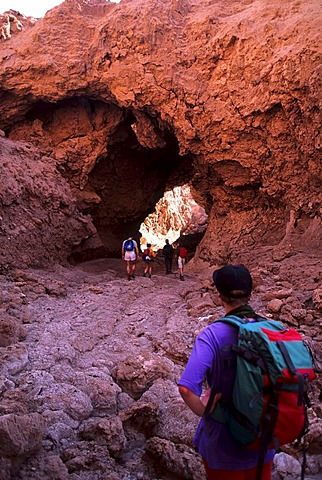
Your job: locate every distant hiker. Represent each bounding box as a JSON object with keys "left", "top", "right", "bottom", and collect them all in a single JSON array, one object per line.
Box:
[
  {"left": 122, "top": 236, "right": 139, "bottom": 280},
  {"left": 142, "top": 243, "right": 156, "bottom": 278},
  {"left": 162, "top": 239, "right": 174, "bottom": 274},
  {"left": 177, "top": 244, "right": 188, "bottom": 281}
]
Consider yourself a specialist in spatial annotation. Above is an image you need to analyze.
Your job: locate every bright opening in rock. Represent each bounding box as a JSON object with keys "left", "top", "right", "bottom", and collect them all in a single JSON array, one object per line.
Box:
[{"left": 139, "top": 184, "right": 208, "bottom": 251}]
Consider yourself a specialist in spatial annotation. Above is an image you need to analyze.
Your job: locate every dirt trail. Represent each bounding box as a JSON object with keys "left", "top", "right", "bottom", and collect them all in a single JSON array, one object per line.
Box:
[
  {"left": 2, "top": 255, "right": 321, "bottom": 480},
  {"left": 23, "top": 256, "right": 201, "bottom": 376},
  {"left": 10, "top": 256, "right": 208, "bottom": 479}
]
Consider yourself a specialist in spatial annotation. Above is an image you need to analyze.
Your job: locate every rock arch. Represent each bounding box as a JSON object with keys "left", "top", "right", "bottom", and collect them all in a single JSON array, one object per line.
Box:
[
  {"left": 7, "top": 96, "right": 195, "bottom": 260},
  {"left": 0, "top": 0, "right": 321, "bottom": 268}
]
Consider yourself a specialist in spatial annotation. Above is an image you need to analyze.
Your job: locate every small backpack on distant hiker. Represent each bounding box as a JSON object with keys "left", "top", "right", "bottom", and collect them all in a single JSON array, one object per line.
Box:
[
  {"left": 179, "top": 246, "right": 187, "bottom": 258},
  {"left": 142, "top": 247, "right": 155, "bottom": 262},
  {"left": 124, "top": 239, "right": 134, "bottom": 251},
  {"left": 205, "top": 314, "right": 317, "bottom": 480},
  {"left": 142, "top": 248, "right": 151, "bottom": 261}
]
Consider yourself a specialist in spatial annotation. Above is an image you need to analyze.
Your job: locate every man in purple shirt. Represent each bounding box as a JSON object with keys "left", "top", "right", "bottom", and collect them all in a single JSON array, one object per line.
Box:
[{"left": 178, "top": 264, "right": 275, "bottom": 480}]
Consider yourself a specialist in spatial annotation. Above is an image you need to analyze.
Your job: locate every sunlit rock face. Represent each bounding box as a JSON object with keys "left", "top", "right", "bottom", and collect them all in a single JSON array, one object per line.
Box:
[
  {"left": 140, "top": 185, "right": 208, "bottom": 251},
  {"left": 0, "top": 0, "right": 321, "bottom": 266}
]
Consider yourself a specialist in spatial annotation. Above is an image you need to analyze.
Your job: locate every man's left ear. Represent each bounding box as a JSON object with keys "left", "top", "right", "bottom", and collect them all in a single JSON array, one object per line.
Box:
[{"left": 211, "top": 291, "right": 223, "bottom": 307}]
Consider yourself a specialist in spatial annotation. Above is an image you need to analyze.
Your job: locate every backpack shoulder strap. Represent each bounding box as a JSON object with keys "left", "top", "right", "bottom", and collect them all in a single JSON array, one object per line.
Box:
[
  {"left": 215, "top": 314, "right": 255, "bottom": 328},
  {"left": 216, "top": 311, "right": 269, "bottom": 326},
  {"left": 220, "top": 315, "right": 247, "bottom": 326}
]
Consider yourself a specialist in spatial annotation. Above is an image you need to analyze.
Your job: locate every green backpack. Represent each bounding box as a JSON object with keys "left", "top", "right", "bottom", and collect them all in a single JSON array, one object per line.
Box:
[{"left": 205, "top": 315, "right": 316, "bottom": 479}]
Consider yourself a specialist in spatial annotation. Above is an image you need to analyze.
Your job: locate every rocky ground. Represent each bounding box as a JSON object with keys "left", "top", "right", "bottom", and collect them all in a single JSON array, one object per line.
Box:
[{"left": 0, "top": 252, "right": 322, "bottom": 480}]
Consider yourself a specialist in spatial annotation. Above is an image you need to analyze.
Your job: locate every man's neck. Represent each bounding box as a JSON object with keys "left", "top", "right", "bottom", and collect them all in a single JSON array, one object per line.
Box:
[{"left": 224, "top": 304, "right": 255, "bottom": 317}]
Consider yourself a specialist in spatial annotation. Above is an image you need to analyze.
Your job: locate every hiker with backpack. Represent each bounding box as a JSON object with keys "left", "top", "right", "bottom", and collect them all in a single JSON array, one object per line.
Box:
[
  {"left": 162, "top": 239, "right": 174, "bottom": 274},
  {"left": 142, "top": 243, "right": 156, "bottom": 278},
  {"left": 122, "top": 236, "right": 139, "bottom": 280},
  {"left": 178, "top": 264, "right": 316, "bottom": 480},
  {"left": 177, "top": 243, "right": 188, "bottom": 281}
]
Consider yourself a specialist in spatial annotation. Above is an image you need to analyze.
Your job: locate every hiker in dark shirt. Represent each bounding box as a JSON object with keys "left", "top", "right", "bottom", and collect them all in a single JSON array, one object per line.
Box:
[
  {"left": 162, "top": 239, "right": 174, "bottom": 274},
  {"left": 178, "top": 264, "right": 275, "bottom": 480}
]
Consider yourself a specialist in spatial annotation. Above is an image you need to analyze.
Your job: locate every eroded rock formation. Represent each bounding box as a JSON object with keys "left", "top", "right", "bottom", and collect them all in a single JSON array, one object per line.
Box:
[
  {"left": 0, "top": 1, "right": 321, "bottom": 479},
  {"left": 0, "top": 136, "right": 95, "bottom": 271},
  {"left": 140, "top": 185, "right": 208, "bottom": 250},
  {"left": 0, "top": 12, "right": 23, "bottom": 40},
  {"left": 0, "top": 0, "right": 321, "bottom": 266}
]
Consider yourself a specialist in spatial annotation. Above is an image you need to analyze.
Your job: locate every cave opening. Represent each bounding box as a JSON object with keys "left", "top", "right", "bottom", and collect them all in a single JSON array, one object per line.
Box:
[
  {"left": 51, "top": 98, "right": 207, "bottom": 262},
  {"left": 81, "top": 117, "right": 195, "bottom": 258},
  {"left": 139, "top": 184, "right": 208, "bottom": 253},
  {"left": 6, "top": 95, "right": 208, "bottom": 262}
]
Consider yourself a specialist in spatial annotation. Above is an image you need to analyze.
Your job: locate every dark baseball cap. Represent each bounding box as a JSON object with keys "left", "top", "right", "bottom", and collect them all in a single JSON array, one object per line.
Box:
[{"left": 213, "top": 264, "right": 252, "bottom": 298}]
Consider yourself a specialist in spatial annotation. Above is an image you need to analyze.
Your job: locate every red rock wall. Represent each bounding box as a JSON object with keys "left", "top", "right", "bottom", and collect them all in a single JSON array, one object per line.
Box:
[
  {"left": 0, "top": 136, "right": 95, "bottom": 270},
  {"left": 0, "top": 0, "right": 321, "bottom": 265}
]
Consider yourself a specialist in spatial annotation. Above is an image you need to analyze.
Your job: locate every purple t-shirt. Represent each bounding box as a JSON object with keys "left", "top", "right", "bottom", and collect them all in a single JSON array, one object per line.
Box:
[{"left": 178, "top": 320, "right": 275, "bottom": 470}]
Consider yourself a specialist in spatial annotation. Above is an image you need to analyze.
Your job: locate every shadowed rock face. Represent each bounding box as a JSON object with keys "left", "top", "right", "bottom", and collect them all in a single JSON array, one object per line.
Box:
[
  {"left": 0, "top": 136, "right": 96, "bottom": 271},
  {"left": 0, "top": 0, "right": 321, "bottom": 266}
]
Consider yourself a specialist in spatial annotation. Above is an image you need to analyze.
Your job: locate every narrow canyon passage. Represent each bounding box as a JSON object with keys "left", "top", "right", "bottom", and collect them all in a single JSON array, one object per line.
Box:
[{"left": 0, "top": 0, "right": 321, "bottom": 478}]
